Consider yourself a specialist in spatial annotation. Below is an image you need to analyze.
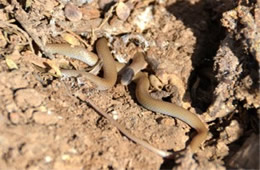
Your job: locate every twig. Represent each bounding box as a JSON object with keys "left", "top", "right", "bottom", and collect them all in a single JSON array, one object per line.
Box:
[
  {"left": 61, "top": 80, "right": 172, "bottom": 157},
  {"left": 97, "top": 2, "right": 118, "bottom": 31},
  {"left": 91, "top": 2, "right": 119, "bottom": 44},
  {"left": 0, "top": 20, "right": 35, "bottom": 53},
  {"left": 11, "top": 0, "right": 44, "bottom": 52},
  {"left": 82, "top": 98, "right": 173, "bottom": 158},
  {"left": 57, "top": 24, "right": 91, "bottom": 49}
]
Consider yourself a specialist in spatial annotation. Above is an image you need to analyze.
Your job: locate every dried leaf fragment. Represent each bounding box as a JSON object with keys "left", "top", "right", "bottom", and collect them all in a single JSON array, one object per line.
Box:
[
  {"left": 5, "top": 57, "right": 18, "bottom": 69},
  {"left": 4, "top": 50, "right": 21, "bottom": 69},
  {"left": 46, "top": 60, "right": 62, "bottom": 77},
  {"left": 0, "top": 31, "right": 7, "bottom": 48},
  {"left": 61, "top": 33, "right": 81, "bottom": 46},
  {"left": 25, "top": 0, "right": 32, "bottom": 9}
]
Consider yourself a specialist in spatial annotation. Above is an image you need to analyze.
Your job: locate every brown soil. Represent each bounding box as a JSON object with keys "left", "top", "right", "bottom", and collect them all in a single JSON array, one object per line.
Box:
[{"left": 0, "top": 0, "right": 259, "bottom": 169}]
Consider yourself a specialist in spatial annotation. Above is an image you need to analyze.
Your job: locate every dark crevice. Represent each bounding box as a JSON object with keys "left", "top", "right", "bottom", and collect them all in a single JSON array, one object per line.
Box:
[
  {"left": 223, "top": 105, "right": 259, "bottom": 169},
  {"left": 160, "top": 159, "right": 179, "bottom": 169},
  {"left": 166, "top": 0, "right": 234, "bottom": 113},
  {"left": 101, "top": 1, "right": 117, "bottom": 15},
  {"left": 159, "top": 0, "right": 236, "bottom": 169}
]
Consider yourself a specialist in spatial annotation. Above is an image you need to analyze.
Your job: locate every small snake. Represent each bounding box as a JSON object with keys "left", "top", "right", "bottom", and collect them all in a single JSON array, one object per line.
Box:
[
  {"left": 46, "top": 37, "right": 208, "bottom": 154},
  {"left": 133, "top": 72, "right": 208, "bottom": 152},
  {"left": 121, "top": 52, "right": 148, "bottom": 85},
  {"left": 46, "top": 38, "right": 117, "bottom": 90}
]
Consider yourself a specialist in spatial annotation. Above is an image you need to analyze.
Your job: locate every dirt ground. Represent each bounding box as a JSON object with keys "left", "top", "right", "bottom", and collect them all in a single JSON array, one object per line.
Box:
[{"left": 0, "top": 0, "right": 259, "bottom": 169}]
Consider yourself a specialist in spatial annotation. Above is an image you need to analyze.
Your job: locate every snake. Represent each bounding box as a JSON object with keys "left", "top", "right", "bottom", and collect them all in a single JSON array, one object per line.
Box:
[{"left": 45, "top": 37, "right": 208, "bottom": 154}]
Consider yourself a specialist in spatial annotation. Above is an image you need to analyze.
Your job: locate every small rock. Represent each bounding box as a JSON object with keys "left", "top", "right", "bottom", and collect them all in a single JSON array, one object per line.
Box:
[
  {"left": 6, "top": 102, "right": 19, "bottom": 113},
  {"left": 133, "top": 6, "right": 154, "bottom": 32},
  {"left": 149, "top": 74, "right": 163, "bottom": 90},
  {"left": 61, "top": 154, "right": 71, "bottom": 160},
  {"left": 116, "top": 2, "right": 130, "bottom": 21},
  {"left": 111, "top": 110, "right": 118, "bottom": 120},
  {"left": 9, "top": 112, "right": 23, "bottom": 124},
  {"left": 157, "top": 117, "right": 175, "bottom": 126},
  {"left": 64, "top": 3, "right": 82, "bottom": 22},
  {"left": 44, "top": 156, "right": 53, "bottom": 163},
  {"left": 81, "top": 5, "right": 100, "bottom": 20},
  {"left": 224, "top": 120, "right": 243, "bottom": 143}
]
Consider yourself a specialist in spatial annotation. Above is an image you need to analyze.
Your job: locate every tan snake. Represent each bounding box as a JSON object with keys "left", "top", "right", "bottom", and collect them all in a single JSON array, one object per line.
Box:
[{"left": 46, "top": 37, "right": 208, "bottom": 155}]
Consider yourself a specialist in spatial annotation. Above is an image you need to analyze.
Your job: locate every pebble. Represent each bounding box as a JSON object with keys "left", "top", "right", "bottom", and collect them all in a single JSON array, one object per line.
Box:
[
  {"left": 64, "top": 3, "right": 82, "bottom": 22},
  {"left": 9, "top": 112, "right": 22, "bottom": 124},
  {"left": 44, "top": 156, "right": 53, "bottom": 163},
  {"left": 81, "top": 6, "right": 100, "bottom": 20},
  {"left": 116, "top": 2, "right": 130, "bottom": 21}
]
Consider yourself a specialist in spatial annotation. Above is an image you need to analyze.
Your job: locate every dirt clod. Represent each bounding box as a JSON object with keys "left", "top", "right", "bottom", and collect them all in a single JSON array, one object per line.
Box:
[{"left": 15, "top": 89, "right": 43, "bottom": 110}]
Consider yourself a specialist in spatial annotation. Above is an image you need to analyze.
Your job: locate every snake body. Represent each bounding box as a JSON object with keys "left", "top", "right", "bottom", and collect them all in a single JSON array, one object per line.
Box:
[
  {"left": 134, "top": 72, "right": 208, "bottom": 152},
  {"left": 50, "top": 38, "right": 117, "bottom": 90},
  {"left": 46, "top": 37, "right": 208, "bottom": 153},
  {"left": 45, "top": 43, "right": 98, "bottom": 66}
]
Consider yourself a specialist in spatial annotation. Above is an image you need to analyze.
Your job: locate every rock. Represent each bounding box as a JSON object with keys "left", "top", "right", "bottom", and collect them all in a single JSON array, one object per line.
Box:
[{"left": 64, "top": 3, "right": 82, "bottom": 22}]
